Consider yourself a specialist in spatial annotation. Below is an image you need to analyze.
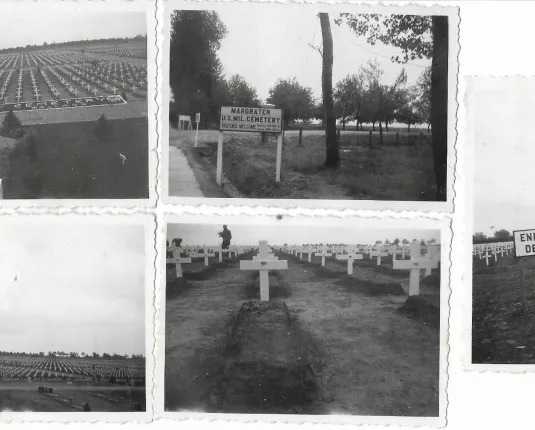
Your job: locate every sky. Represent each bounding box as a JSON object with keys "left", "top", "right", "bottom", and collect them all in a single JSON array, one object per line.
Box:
[
  {"left": 473, "top": 82, "right": 535, "bottom": 237},
  {"left": 0, "top": 223, "right": 146, "bottom": 356},
  {"left": 0, "top": 11, "right": 146, "bottom": 50},
  {"left": 214, "top": 9, "right": 431, "bottom": 102},
  {"left": 168, "top": 224, "right": 440, "bottom": 248}
]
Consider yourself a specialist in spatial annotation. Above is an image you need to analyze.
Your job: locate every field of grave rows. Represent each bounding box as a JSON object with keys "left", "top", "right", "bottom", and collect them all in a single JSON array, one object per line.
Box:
[
  {"left": 472, "top": 240, "right": 535, "bottom": 364},
  {"left": 0, "top": 356, "right": 145, "bottom": 381},
  {"left": 0, "top": 49, "right": 147, "bottom": 111},
  {"left": 165, "top": 239, "right": 441, "bottom": 415}
]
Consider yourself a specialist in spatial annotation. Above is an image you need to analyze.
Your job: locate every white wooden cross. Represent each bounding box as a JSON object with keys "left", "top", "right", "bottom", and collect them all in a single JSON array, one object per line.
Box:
[
  {"left": 190, "top": 248, "right": 215, "bottom": 266},
  {"left": 167, "top": 247, "right": 192, "bottom": 278},
  {"left": 369, "top": 247, "right": 387, "bottom": 265},
  {"left": 239, "top": 240, "right": 288, "bottom": 301},
  {"left": 315, "top": 249, "right": 332, "bottom": 266},
  {"left": 392, "top": 240, "right": 436, "bottom": 296},
  {"left": 336, "top": 252, "right": 363, "bottom": 275},
  {"left": 480, "top": 248, "right": 492, "bottom": 266}
]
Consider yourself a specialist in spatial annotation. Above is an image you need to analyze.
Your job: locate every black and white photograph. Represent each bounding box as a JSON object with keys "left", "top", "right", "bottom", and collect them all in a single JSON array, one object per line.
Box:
[
  {"left": 0, "top": 216, "right": 152, "bottom": 420},
  {"left": 164, "top": 3, "right": 457, "bottom": 208},
  {"left": 160, "top": 216, "right": 448, "bottom": 424},
  {"left": 468, "top": 78, "right": 535, "bottom": 367},
  {"left": 0, "top": 4, "right": 151, "bottom": 201}
]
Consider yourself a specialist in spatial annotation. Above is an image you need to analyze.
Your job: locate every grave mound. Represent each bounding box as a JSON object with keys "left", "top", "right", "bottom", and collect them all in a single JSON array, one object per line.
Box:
[
  {"left": 208, "top": 300, "right": 325, "bottom": 413},
  {"left": 398, "top": 296, "right": 440, "bottom": 329},
  {"left": 340, "top": 275, "right": 406, "bottom": 296},
  {"left": 166, "top": 278, "right": 196, "bottom": 300}
]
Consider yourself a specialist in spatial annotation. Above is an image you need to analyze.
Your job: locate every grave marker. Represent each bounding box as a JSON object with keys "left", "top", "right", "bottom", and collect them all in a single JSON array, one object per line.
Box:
[
  {"left": 392, "top": 241, "right": 436, "bottom": 296},
  {"left": 336, "top": 252, "right": 363, "bottom": 275},
  {"left": 240, "top": 240, "right": 287, "bottom": 301}
]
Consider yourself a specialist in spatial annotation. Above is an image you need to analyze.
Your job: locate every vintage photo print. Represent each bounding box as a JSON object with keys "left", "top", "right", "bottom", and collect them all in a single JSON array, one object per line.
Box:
[
  {"left": 0, "top": 1, "right": 157, "bottom": 205},
  {"left": 162, "top": 2, "right": 459, "bottom": 212},
  {"left": 157, "top": 215, "right": 450, "bottom": 425},
  {"left": 466, "top": 77, "right": 535, "bottom": 370},
  {"left": 0, "top": 215, "right": 155, "bottom": 422}
]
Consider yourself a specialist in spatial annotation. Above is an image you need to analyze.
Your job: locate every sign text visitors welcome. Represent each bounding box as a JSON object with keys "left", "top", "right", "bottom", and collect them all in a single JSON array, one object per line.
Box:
[{"left": 220, "top": 106, "right": 283, "bottom": 133}]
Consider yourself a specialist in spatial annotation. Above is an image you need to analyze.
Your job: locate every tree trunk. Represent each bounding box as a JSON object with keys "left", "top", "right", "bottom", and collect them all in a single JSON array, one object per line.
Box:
[
  {"left": 320, "top": 13, "right": 339, "bottom": 167},
  {"left": 342, "top": 117, "right": 346, "bottom": 131},
  {"left": 378, "top": 120, "right": 383, "bottom": 145},
  {"left": 431, "top": 16, "right": 448, "bottom": 201},
  {"left": 385, "top": 121, "right": 389, "bottom": 132},
  {"left": 372, "top": 122, "right": 376, "bottom": 132},
  {"left": 408, "top": 123, "right": 411, "bottom": 132}
]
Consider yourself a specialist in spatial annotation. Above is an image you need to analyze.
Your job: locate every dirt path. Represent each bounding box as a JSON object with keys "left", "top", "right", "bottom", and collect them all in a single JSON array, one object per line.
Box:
[
  {"left": 277, "top": 254, "right": 439, "bottom": 416},
  {"left": 165, "top": 253, "right": 440, "bottom": 416},
  {"left": 165, "top": 258, "right": 256, "bottom": 409}
]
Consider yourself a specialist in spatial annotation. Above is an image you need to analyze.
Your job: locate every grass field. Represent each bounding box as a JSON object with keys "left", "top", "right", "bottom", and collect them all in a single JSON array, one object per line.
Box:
[
  {"left": 472, "top": 253, "right": 535, "bottom": 364},
  {"left": 165, "top": 250, "right": 440, "bottom": 415},
  {"left": 176, "top": 130, "right": 436, "bottom": 200},
  {"left": 2, "top": 117, "right": 149, "bottom": 199}
]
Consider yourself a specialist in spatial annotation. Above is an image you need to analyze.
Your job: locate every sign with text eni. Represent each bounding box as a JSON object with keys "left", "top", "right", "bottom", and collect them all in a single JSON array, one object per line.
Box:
[
  {"left": 220, "top": 106, "right": 283, "bottom": 133},
  {"left": 514, "top": 229, "right": 535, "bottom": 257}
]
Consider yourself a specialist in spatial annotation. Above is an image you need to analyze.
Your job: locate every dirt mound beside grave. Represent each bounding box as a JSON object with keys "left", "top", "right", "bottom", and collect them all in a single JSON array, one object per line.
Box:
[
  {"left": 420, "top": 273, "right": 441, "bottom": 290},
  {"left": 243, "top": 272, "right": 290, "bottom": 299},
  {"left": 166, "top": 278, "right": 196, "bottom": 300},
  {"left": 398, "top": 296, "right": 440, "bottom": 329},
  {"left": 206, "top": 301, "right": 327, "bottom": 414},
  {"left": 340, "top": 275, "right": 406, "bottom": 296}
]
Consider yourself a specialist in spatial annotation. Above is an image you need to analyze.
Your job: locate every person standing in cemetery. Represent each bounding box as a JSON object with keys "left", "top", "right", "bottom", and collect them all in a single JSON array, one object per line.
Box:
[{"left": 219, "top": 225, "right": 232, "bottom": 250}]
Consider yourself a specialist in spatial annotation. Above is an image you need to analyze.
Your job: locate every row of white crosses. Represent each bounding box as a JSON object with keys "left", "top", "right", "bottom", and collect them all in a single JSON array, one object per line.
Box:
[
  {"left": 240, "top": 241, "right": 288, "bottom": 301},
  {"left": 49, "top": 67, "right": 80, "bottom": 98},
  {"left": 40, "top": 69, "right": 61, "bottom": 99},
  {"left": 281, "top": 241, "right": 439, "bottom": 297},
  {"left": 29, "top": 69, "right": 41, "bottom": 101},
  {"left": 473, "top": 241, "right": 514, "bottom": 266},
  {"left": 16, "top": 69, "right": 23, "bottom": 103},
  {"left": 1, "top": 70, "right": 13, "bottom": 103}
]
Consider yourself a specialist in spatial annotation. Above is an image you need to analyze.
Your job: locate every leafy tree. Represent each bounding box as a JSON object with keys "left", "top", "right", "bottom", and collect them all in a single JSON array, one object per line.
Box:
[
  {"left": 472, "top": 232, "right": 488, "bottom": 243},
  {"left": 375, "top": 240, "right": 383, "bottom": 245},
  {"left": 335, "top": 14, "right": 449, "bottom": 201},
  {"left": 319, "top": 13, "right": 339, "bottom": 167},
  {"left": 93, "top": 114, "right": 113, "bottom": 141},
  {"left": 395, "top": 85, "right": 422, "bottom": 131},
  {"left": 393, "top": 238, "right": 400, "bottom": 245},
  {"left": 222, "top": 74, "right": 260, "bottom": 107},
  {"left": 267, "top": 78, "right": 315, "bottom": 127},
  {"left": 402, "top": 239, "right": 410, "bottom": 244},
  {"left": 493, "top": 229, "right": 512, "bottom": 241},
  {"left": 334, "top": 74, "right": 364, "bottom": 130},
  {"left": 1, "top": 109, "right": 24, "bottom": 138},
  {"left": 170, "top": 11, "right": 228, "bottom": 126},
  {"left": 415, "top": 67, "right": 432, "bottom": 130}
]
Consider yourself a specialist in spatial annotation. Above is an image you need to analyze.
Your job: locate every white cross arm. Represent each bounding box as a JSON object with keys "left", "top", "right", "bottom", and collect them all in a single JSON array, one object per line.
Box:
[
  {"left": 393, "top": 259, "right": 434, "bottom": 270},
  {"left": 336, "top": 254, "right": 363, "bottom": 260},
  {"left": 240, "top": 260, "right": 288, "bottom": 270},
  {"left": 167, "top": 257, "right": 192, "bottom": 264}
]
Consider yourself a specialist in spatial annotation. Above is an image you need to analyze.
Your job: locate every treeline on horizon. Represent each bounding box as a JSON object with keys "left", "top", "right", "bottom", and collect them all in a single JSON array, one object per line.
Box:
[
  {"left": 280, "top": 238, "right": 438, "bottom": 246},
  {"left": 473, "top": 229, "right": 514, "bottom": 244},
  {"left": 0, "top": 350, "right": 145, "bottom": 360},
  {"left": 0, "top": 35, "right": 147, "bottom": 54}
]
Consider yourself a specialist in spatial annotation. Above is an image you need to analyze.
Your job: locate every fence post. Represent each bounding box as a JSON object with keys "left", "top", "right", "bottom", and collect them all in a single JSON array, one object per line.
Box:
[
  {"left": 368, "top": 130, "right": 372, "bottom": 148},
  {"left": 216, "top": 131, "right": 224, "bottom": 186},
  {"left": 298, "top": 127, "right": 302, "bottom": 146}
]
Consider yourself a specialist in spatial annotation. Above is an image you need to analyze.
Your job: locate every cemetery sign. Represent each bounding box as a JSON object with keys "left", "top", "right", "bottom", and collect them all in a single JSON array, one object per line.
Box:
[
  {"left": 220, "top": 106, "right": 283, "bottom": 133},
  {"left": 513, "top": 229, "right": 535, "bottom": 257}
]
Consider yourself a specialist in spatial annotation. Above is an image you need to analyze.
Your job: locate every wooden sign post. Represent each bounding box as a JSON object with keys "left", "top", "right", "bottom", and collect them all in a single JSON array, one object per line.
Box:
[
  {"left": 195, "top": 112, "right": 200, "bottom": 148},
  {"left": 513, "top": 229, "right": 535, "bottom": 309},
  {"left": 217, "top": 106, "right": 283, "bottom": 186}
]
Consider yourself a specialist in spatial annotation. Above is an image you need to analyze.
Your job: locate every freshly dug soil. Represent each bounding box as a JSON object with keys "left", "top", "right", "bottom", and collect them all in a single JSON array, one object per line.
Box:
[
  {"left": 398, "top": 296, "right": 440, "bottom": 329},
  {"left": 340, "top": 275, "right": 406, "bottom": 296}
]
